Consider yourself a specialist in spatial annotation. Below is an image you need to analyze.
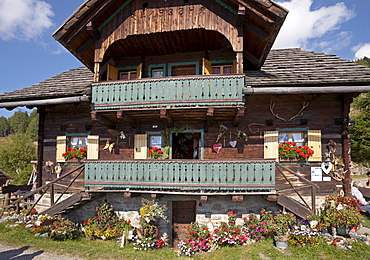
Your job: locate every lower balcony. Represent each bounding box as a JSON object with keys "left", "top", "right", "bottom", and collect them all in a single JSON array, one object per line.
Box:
[{"left": 84, "top": 160, "right": 275, "bottom": 193}]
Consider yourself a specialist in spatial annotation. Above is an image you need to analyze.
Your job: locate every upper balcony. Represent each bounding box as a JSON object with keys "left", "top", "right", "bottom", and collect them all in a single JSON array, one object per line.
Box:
[{"left": 91, "top": 74, "right": 245, "bottom": 110}]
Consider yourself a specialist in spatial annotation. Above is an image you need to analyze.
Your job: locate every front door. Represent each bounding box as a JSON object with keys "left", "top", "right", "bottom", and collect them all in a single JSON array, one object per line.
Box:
[{"left": 172, "top": 201, "right": 196, "bottom": 247}]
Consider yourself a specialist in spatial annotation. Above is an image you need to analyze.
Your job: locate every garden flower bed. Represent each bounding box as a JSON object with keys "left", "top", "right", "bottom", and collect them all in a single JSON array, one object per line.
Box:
[{"left": 1, "top": 193, "right": 370, "bottom": 257}]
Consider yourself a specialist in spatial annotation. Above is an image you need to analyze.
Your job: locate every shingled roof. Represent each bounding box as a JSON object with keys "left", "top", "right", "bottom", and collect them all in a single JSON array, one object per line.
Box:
[
  {"left": 0, "top": 66, "right": 93, "bottom": 102},
  {"left": 1, "top": 48, "right": 370, "bottom": 106},
  {"left": 245, "top": 48, "right": 370, "bottom": 87}
]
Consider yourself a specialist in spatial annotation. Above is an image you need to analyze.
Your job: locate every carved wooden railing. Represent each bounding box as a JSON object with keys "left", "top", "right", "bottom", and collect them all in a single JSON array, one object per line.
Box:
[
  {"left": 91, "top": 74, "right": 245, "bottom": 109},
  {"left": 84, "top": 159, "right": 275, "bottom": 192}
]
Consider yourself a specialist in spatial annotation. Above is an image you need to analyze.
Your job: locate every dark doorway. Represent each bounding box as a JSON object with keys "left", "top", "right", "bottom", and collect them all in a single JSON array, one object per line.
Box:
[
  {"left": 172, "top": 133, "right": 201, "bottom": 159},
  {"left": 172, "top": 200, "right": 196, "bottom": 247}
]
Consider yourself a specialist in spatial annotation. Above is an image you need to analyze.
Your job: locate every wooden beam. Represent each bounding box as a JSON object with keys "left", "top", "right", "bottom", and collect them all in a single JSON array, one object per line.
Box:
[
  {"left": 86, "top": 21, "right": 101, "bottom": 39},
  {"left": 160, "top": 109, "right": 173, "bottom": 127},
  {"left": 207, "top": 107, "right": 214, "bottom": 127},
  {"left": 237, "top": 4, "right": 246, "bottom": 26},
  {"left": 36, "top": 106, "right": 45, "bottom": 189},
  {"left": 244, "top": 20, "right": 270, "bottom": 41},
  {"left": 232, "top": 195, "right": 243, "bottom": 202},
  {"left": 244, "top": 50, "right": 260, "bottom": 66},
  {"left": 91, "top": 111, "right": 115, "bottom": 129},
  {"left": 233, "top": 107, "right": 245, "bottom": 127},
  {"left": 237, "top": 0, "right": 275, "bottom": 24},
  {"left": 76, "top": 38, "right": 95, "bottom": 55},
  {"left": 64, "top": 0, "right": 113, "bottom": 44},
  {"left": 200, "top": 196, "right": 208, "bottom": 201},
  {"left": 116, "top": 110, "right": 135, "bottom": 127}
]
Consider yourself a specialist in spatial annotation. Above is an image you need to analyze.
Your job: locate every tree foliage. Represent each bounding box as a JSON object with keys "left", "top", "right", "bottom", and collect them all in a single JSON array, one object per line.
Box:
[
  {"left": 350, "top": 59, "right": 370, "bottom": 164},
  {"left": 0, "top": 116, "right": 10, "bottom": 137},
  {"left": 354, "top": 56, "right": 370, "bottom": 67},
  {"left": 26, "top": 110, "right": 39, "bottom": 141},
  {"left": 0, "top": 109, "right": 39, "bottom": 184},
  {"left": 8, "top": 111, "right": 30, "bottom": 134},
  {"left": 0, "top": 133, "right": 37, "bottom": 184}
]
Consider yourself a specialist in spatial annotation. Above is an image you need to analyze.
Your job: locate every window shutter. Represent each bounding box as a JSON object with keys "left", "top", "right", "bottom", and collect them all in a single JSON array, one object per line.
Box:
[
  {"left": 307, "top": 130, "right": 322, "bottom": 162},
  {"left": 264, "top": 131, "right": 279, "bottom": 160},
  {"left": 87, "top": 135, "right": 99, "bottom": 160},
  {"left": 134, "top": 134, "right": 148, "bottom": 159},
  {"left": 232, "top": 59, "right": 237, "bottom": 74},
  {"left": 107, "top": 65, "right": 118, "bottom": 81},
  {"left": 136, "top": 63, "right": 142, "bottom": 79},
  {"left": 202, "top": 58, "right": 212, "bottom": 75},
  {"left": 56, "top": 136, "right": 67, "bottom": 162}
]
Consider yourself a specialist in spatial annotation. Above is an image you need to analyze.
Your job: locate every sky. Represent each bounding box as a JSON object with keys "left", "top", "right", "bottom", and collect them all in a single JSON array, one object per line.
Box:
[{"left": 0, "top": 0, "right": 370, "bottom": 118}]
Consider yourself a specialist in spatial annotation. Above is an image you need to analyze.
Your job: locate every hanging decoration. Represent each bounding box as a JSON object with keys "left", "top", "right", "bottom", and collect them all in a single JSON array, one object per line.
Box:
[
  {"left": 321, "top": 161, "right": 333, "bottom": 174},
  {"left": 212, "top": 143, "right": 223, "bottom": 153},
  {"left": 269, "top": 100, "right": 309, "bottom": 122},
  {"left": 248, "top": 123, "right": 264, "bottom": 134},
  {"left": 229, "top": 131, "right": 237, "bottom": 147},
  {"left": 216, "top": 124, "right": 228, "bottom": 142},
  {"left": 236, "top": 130, "right": 248, "bottom": 142},
  {"left": 103, "top": 140, "right": 115, "bottom": 153}
]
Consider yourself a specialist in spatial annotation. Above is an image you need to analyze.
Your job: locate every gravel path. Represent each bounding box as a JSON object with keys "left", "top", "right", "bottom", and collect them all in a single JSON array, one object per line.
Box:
[{"left": 0, "top": 243, "right": 85, "bottom": 260}]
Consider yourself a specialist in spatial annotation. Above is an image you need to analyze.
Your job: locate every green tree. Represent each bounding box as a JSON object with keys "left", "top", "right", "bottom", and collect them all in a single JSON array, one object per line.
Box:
[
  {"left": 8, "top": 111, "right": 30, "bottom": 134},
  {"left": 350, "top": 57, "right": 370, "bottom": 163},
  {"left": 0, "top": 133, "right": 37, "bottom": 184},
  {"left": 0, "top": 116, "right": 10, "bottom": 137},
  {"left": 26, "top": 110, "right": 39, "bottom": 141},
  {"left": 354, "top": 56, "right": 370, "bottom": 67}
]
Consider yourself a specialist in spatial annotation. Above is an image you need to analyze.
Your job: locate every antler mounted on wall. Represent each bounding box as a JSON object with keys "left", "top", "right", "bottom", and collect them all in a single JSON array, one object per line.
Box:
[{"left": 269, "top": 100, "right": 309, "bottom": 122}]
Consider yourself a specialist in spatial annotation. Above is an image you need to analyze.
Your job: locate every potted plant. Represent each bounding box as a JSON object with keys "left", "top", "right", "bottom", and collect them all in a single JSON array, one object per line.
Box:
[
  {"left": 319, "top": 193, "right": 363, "bottom": 236},
  {"left": 62, "top": 147, "right": 87, "bottom": 161},
  {"left": 278, "top": 142, "right": 314, "bottom": 161},
  {"left": 271, "top": 211, "right": 297, "bottom": 249},
  {"left": 289, "top": 219, "right": 323, "bottom": 247},
  {"left": 148, "top": 146, "right": 164, "bottom": 159}
]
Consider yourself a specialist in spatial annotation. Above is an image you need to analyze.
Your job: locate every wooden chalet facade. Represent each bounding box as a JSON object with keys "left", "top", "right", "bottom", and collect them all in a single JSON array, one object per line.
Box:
[{"left": 2, "top": 0, "right": 370, "bottom": 244}]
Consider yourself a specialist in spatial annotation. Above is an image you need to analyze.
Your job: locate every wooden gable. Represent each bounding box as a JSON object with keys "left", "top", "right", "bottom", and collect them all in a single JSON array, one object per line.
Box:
[{"left": 53, "top": 0, "right": 288, "bottom": 71}]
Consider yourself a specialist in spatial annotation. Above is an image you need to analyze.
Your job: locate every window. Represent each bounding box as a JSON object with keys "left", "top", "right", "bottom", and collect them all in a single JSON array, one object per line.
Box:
[
  {"left": 152, "top": 68, "right": 164, "bottom": 78},
  {"left": 56, "top": 135, "right": 99, "bottom": 162},
  {"left": 119, "top": 71, "right": 137, "bottom": 80},
  {"left": 149, "top": 135, "right": 162, "bottom": 149},
  {"left": 69, "top": 136, "right": 87, "bottom": 149},
  {"left": 211, "top": 65, "right": 233, "bottom": 75},
  {"left": 148, "top": 63, "right": 166, "bottom": 78},
  {"left": 264, "top": 129, "right": 321, "bottom": 162},
  {"left": 278, "top": 131, "right": 304, "bottom": 147}
]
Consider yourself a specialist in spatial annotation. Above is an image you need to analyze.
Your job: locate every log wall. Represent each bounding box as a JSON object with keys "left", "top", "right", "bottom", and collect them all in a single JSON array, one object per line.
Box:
[{"left": 42, "top": 93, "right": 345, "bottom": 195}]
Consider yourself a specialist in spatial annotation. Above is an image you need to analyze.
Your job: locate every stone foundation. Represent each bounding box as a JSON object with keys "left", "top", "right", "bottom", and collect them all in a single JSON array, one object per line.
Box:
[{"left": 62, "top": 193, "right": 281, "bottom": 243}]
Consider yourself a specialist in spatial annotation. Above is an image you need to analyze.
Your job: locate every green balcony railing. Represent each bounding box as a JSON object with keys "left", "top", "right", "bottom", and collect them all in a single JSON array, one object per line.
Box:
[
  {"left": 84, "top": 160, "right": 275, "bottom": 191},
  {"left": 91, "top": 75, "right": 245, "bottom": 109}
]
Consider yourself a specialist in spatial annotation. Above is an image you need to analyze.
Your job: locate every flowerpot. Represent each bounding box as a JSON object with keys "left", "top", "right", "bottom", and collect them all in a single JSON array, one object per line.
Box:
[
  {"left": 67, "top": 158, "right": 83, "bottom": 163},
  {"left": 275, "top": 240, "right": 289, "bottom": 249},
  {"left": 40, "top": 219, "right": 53, "bottom": 226},
  {"left": 336, "top": 226, "right": 349, "bottom": 236}
]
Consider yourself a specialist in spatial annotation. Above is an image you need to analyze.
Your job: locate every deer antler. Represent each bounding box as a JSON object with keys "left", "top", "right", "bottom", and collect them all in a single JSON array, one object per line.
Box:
[
  {"left": 269, "top": 101, "right": 286, "bottom": 122},
  {"left": 288, "top": 101, "right": 309, "bottom": 121}
]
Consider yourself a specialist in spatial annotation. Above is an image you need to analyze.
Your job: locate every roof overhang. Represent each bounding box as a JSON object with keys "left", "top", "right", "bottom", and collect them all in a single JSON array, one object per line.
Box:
[
  {"left": 0, "top": 96, "right": 90, "bottom": 109},
  {"left": 243, "top": 85, "right": 370, "bottom": 95}
]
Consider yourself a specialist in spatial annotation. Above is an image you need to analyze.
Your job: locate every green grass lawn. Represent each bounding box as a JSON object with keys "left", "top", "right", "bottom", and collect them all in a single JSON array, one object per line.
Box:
[{"left": 2, "top": 217, "right": 370, "bottom": 260}]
